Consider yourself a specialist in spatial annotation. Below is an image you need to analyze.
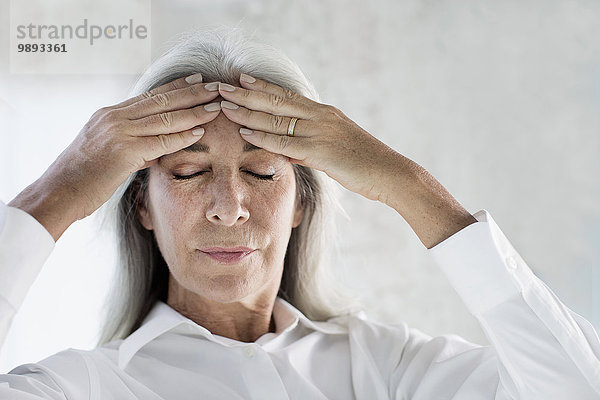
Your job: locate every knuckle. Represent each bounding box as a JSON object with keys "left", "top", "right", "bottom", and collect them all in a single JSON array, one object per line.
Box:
[
  {"left": 158, "top": 112, "right": 173, "bottom": 128},
  {"left": 106, "top": 119, "right": 127, "bottom": 133},
  {"left": 152, "top": 93, "right": 170, "bottom": 108},
  {"left": 99, "top": 108, "right": 121, "bottom": 124},
  {"left": 271, "top": 115, "right": 286, "bottom": 131},
  {"left": 258, "top": 80, "right": 269, "bottom": 90},
  {"left": 322, "top": 104, "right": 343, "bottom": 119},
  {"left": 92, "top": 106, "right": 112, "bottom": 120},
  {"left": 268, "top": 93, "right": 285, "bottom": 108},
  {"left": 277, "top": 134, "right": 293, "bottom": 151},
  {"left": 283, "top": 88, "right": 298, "bottom": 100},
  {"left": 166, "top": 81, "right": 179, "bottom": 92},
  {"left": 324, "top": 104, "right": 338, "bottom": 114},
  {"left": 140, "top": 90, "right": 154, "bottom": 100},
  {"left": 156, "top": 134, "right": 172, "bottom": 152}
]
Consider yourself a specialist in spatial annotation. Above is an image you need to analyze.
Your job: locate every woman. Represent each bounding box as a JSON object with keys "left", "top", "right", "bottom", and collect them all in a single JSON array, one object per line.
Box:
[{"left": 1, "top": 28, "right": 599, "bottom": 399}]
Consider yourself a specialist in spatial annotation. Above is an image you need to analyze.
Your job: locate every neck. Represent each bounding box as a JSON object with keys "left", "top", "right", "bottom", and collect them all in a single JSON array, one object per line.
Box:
[{"left": 166, "top": 275, "right": 278, "bottom": 342}]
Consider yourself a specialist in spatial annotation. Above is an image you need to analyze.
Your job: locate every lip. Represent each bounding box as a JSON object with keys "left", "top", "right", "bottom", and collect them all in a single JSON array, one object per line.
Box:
[
  {"left": 200, "top": 250, "right": 255, "bottom": 264},
  {"left": 199, "top": 246, "right": 255, "bottom": 253}
]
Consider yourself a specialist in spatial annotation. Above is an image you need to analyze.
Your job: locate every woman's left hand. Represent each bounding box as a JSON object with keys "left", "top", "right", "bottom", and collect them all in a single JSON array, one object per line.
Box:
[
  {"left": 217, "top": 74, "right": 405, "bottom": 206},
  {"left": 218, "top": 74, "right": 478, "bottom": 248}
]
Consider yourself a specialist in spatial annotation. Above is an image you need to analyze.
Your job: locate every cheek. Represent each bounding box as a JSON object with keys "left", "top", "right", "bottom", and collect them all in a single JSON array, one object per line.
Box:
[
  {"left": 254, "top": 181, "right": 299, "bottom": 237},
  {"left": 147, "top": 188, "right": 195, "bottom": 269},
  {"left": 269, "top": 182, "right": 296, "bottom": 214},
  {"left": 147, "top": 177, "right": 193, "bottom": 234}
]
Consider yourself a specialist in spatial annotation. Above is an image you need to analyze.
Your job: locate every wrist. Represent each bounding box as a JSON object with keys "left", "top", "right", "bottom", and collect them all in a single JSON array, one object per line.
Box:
[{"left": 383, "top": 154, "right": 477, "bottom": 248}]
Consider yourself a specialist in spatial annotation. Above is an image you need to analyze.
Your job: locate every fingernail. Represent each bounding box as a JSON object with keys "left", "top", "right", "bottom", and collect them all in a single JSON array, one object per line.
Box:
[
  {"left": 185, "top": 73, "right": 203, "bottom": 84},
  {"left": 205, "top": 82, "right": 220, "bottom": 91},
  {"left": 204, "top": 102, "right": 221, "bottom": 112},
  {"left": 192, "top": 127, "right": 205, "bottom": 136},
  {"left": 240, "top": 128, "right": 253, "bottom": 135},
  {"left": 240, "top": 73, "right": 256, "bottom": 84},
  {"left": 221, "top": 100, "right": 239, "bottom": 110},
  {"left": 219, "top": 82, "right": 236, "bottom": 92}
]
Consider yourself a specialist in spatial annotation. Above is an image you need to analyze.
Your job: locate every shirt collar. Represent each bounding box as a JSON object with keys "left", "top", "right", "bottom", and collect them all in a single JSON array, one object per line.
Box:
[{"left": 117, "top": 296, "right": 347, "bottom": 370}]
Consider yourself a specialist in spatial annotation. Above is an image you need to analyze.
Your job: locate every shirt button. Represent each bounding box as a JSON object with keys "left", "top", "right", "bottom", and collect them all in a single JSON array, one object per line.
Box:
[
  {"left": 506, "top": 256, "right": 518, "bottom": 270},
  {"left": 243, "top": 346, "right": 255, "bottom": 358}
]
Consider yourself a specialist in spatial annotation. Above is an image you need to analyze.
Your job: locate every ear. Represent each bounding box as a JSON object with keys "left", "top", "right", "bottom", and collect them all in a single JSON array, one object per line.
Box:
[
  {"left": 137, "top": 200, "right": 154, "bottom": 231},
  {"left": 292, "top": 197, "right": 305, "bottom": 229}
]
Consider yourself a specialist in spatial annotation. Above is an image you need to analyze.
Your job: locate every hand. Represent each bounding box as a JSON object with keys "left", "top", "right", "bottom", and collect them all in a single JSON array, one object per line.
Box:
[
  {"left": 217, "top": 75, "right": 404, "bottom": 205},
  {"left": 218, "top": 75, "right": 477, "bottom": 248},
  {"left": 58, "top": 74, "right": 223, "bottom": 220},
  {"left": 33, "top": 74, "right": 221, "bottom": 223}
]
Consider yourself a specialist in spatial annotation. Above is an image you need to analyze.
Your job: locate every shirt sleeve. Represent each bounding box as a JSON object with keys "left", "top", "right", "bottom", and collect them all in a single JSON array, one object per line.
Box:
[
  {"left": 0, "top": 200, "right": 91, "bottom": 398},
  {"left": 422, "top": 209, "right": 600, "bottom": 399},
  {"left": 0, "top": 349, "right": 91, "bottom": 399},
  {"left": 0, "top": 199, "right": 55, "bottom": 349}
]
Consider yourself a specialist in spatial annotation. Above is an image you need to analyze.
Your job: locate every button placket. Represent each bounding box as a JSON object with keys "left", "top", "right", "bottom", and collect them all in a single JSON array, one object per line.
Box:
[{"left": 240, "top": 345, "right": 290, "bottom": 399}]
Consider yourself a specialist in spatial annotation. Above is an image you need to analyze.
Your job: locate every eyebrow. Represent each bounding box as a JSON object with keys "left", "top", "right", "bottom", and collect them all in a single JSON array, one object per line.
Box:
[{"left": 181, "top": 142, "right": 262, "bottom": 153}]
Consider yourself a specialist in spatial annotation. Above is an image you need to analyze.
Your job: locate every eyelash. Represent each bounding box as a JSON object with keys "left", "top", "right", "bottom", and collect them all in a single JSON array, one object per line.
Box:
[{"left": 172, "top": 171, "right": 275, "bottom": 181}]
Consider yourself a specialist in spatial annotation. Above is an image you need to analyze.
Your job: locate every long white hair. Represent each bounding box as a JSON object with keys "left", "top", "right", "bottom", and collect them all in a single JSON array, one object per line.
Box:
[{"left": 94, "top": 26, "right": 365, "bottom": 347}]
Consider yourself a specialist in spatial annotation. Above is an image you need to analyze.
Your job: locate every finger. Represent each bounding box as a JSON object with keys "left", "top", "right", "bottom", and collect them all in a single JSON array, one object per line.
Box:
[
  {"left": 128, "top": 102, "right": 222, "bottom": 137},
  {"left": 238, "top": 74, "right": 321, "bottom": 107},
  {"left": 139, "top": 126, "right": 207, "bottom": 164},
  {"left": 119, "top": 82, "right": 221, "bottom": 120},
  {"left": 218, "top": 82, "right": 318, "bottom": 120},
  {"left": 238, "top": 128, "right": 306, "bottom": 161},
  {"left": 112, "top": 72, "right": 204, "bottom": 109},
  {"left": 220, "top": 101, "right": 313, "bottom": 137}
]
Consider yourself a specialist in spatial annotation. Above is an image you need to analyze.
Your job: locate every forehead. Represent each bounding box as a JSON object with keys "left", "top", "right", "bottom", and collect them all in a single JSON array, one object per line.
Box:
[
  {"left": 159, "top": 140, "right": 275, "bottom": 164},
  {"left": 159, "top": 112, "right": 287, "bottom": 163},
  {"left": 180, "top": 141, "right": 262, "bottom": 153}
]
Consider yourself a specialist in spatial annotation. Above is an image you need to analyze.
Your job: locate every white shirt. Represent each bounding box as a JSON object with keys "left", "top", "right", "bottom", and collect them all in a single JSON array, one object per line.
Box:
[{"left": 0, "top": 198, "right": 599, "bottom": 399}]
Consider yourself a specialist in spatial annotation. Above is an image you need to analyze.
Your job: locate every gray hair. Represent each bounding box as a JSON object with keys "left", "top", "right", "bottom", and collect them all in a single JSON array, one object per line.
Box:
[{"left": 94, "top": 26, "right": 365, "bottom": 347}]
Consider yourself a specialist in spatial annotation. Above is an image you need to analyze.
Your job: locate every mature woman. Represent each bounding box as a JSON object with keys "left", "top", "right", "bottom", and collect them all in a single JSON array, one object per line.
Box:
[{"left": 1, "top": 28, "right": 599, "bottom": 399}]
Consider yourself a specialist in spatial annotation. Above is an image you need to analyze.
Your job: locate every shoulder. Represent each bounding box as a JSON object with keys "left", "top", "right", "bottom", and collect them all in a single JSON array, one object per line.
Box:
[
  {"left": 325, "top": 312, "right": 498, "bottom": 397},
  {"left": 326, "top": 310, "right": 415, "bottom": 345},
  {"left": 326, "top": 311, "right": 493, "bottom": 370}
]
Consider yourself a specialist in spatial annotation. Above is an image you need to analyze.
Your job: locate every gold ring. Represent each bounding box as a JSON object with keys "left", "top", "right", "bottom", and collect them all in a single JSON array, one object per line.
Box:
[{"left": 287, "top": 117, "right": 298, "bottom": 137}]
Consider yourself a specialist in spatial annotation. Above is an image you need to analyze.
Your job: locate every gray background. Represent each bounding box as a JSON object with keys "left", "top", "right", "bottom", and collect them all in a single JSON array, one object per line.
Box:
[{"left": 1, "top": 0, "right": 598, "bottom": 373}]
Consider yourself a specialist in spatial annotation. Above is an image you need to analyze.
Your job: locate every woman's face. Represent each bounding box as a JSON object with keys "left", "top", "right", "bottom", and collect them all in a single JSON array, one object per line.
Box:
[{"left": 137, "top": 110, "right": 305, "bottom": 304}]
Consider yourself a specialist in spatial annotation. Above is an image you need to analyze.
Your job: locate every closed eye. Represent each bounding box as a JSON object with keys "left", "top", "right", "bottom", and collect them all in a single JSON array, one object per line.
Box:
[{"left": 172, "top": 171, "right": 275, "bottom": 181}]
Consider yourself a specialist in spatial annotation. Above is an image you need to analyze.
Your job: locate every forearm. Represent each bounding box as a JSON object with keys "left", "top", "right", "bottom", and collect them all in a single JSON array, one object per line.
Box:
[
  {"left": 8, "top": 174, "right": 84, "bottom": 243},
  {"left": 382, "top": 153, "right": 477, "bottom": 249}
]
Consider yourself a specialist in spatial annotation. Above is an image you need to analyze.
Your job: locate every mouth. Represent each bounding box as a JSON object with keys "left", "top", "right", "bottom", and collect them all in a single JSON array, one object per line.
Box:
[
  {"left": 199, "top": 246, "right": 255, "bottom": 253},
  {"left": 199, "top": 249, "right": 255, "bottom": 264}
]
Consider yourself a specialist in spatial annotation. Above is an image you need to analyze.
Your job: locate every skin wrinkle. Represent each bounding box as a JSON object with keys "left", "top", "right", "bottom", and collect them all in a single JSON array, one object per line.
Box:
[{"left": 137, "top": 110, "right": 305, "bottom": 343}]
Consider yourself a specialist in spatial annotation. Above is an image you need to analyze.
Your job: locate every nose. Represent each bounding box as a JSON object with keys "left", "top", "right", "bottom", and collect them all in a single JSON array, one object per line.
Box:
[{"left": 205, "top": 176, "right": 250, "bottom": 226}]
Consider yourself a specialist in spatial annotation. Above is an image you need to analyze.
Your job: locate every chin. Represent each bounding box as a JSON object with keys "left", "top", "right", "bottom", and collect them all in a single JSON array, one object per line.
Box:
[{"left": 201, "top": 275, "right": 257, "bottom": 303}]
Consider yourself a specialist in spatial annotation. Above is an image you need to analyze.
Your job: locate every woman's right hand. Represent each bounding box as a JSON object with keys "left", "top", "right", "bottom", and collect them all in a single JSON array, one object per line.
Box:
[{"left": 9, "top": 73, "right": 221, "bottom": 241}]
